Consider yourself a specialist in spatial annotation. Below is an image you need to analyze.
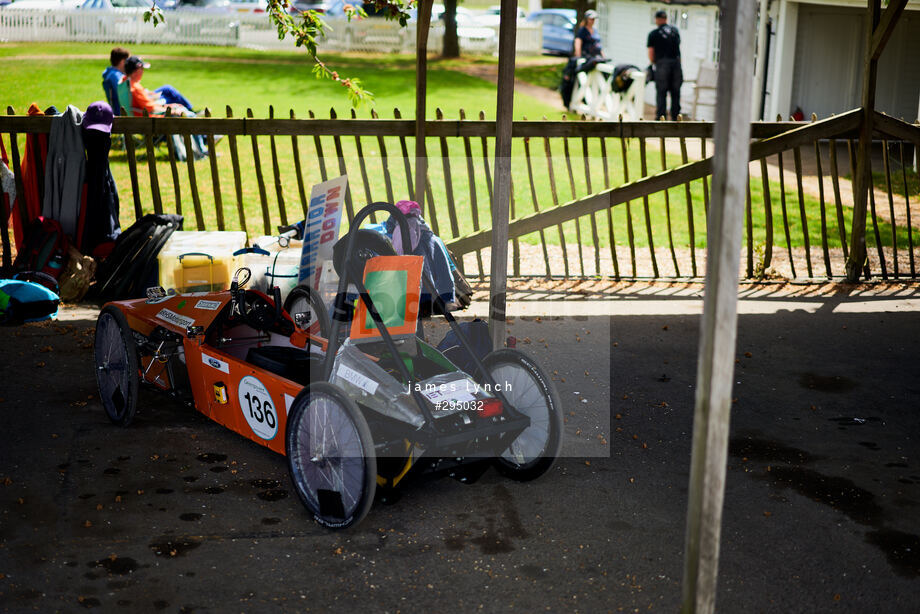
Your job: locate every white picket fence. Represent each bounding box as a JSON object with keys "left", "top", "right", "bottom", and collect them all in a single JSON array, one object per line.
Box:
[{"left": 0, "top": 8, "right": 542, "bottom": 54}]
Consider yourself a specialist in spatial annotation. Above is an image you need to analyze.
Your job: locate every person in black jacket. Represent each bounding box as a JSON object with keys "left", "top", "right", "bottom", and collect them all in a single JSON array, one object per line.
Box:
[{"left": 647, "top": 10, "right": 683, "bottom": 120}]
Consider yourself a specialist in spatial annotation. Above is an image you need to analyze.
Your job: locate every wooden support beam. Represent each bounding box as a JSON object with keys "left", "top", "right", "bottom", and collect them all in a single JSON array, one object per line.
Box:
[
  {"left": 415, "top": 0, "right": 432, "bottom": 215},
  {"left": 846, "top": 0, "right": 882, "bottom": 282},
  {"left": 681, "top": 1, "right": 757, "bottom": 612},
  {"left": 869, "top": 0, "right": 908, "bottom": 61},
  {"left": 488, "top": 0, "right": 518, "bottom": 350}
]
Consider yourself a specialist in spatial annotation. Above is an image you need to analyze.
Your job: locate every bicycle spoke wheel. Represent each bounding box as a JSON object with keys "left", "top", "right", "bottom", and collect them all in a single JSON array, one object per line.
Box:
[
  {"left": 483, "top": 349, "right": 563, "bottom": 481},
  {"left": 286, "top": 382, "right": 376, "bottom": 529},
  {"left": 94, "top": 306, "right": 139, "bottom": 427}
]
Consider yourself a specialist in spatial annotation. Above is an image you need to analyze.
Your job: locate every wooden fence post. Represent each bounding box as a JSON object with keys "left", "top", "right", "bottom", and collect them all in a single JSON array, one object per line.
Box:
[
  {"left": 681, "top": 1, "right": 756, "bottom": 612},
  {"left": 488, "top": 0, "right": 518, "bottom": 350},
  {"left": 846, "top": 0, "right": 908, "bottom": 281}
]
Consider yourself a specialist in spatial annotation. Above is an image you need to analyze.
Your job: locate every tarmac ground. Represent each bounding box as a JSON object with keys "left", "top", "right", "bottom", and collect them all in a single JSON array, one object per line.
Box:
[{"left": 1, "top": 281, "right": 919, "bottom": 613}]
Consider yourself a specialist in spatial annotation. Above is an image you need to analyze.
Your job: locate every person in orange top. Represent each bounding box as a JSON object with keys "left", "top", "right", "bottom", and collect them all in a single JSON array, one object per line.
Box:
[
  {"left": 123, "top": 56, "right": 209, "bottom": 158},
  {"left": 124, "top": 56, "right": 193, "bottom": 117}
]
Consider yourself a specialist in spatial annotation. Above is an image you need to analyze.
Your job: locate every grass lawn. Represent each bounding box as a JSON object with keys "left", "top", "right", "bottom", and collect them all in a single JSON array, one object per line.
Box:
[{"left": 1, "top": 43, "right": 912, "bottom": 274}]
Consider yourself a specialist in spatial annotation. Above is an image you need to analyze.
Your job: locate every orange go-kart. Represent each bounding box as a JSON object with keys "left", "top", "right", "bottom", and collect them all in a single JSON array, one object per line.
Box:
[{"left": 94, "top": 202, "right": 563, "bottom": 529}]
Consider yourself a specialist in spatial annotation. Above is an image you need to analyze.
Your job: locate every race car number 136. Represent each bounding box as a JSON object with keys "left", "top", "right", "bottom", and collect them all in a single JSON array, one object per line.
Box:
[{"left": 238, "top": 376, "right": 278, "bottom": 440}]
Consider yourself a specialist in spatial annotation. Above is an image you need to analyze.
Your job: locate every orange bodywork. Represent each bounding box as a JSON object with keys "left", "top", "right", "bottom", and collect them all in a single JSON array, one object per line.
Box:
[{"left": 111, "top": 290, "right": 314, "bottom": 456}]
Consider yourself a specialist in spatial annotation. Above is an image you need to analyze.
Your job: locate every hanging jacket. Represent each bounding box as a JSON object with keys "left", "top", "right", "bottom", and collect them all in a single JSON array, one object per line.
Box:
[
  {"left": 16, "top": 104, "right": 48, "bottom": 248},
  {"left": 42, "top": 105, "right": 86, "bottom": 240},
  {"left": 81, "top": 129, "right": 121, "bottom": 256}
]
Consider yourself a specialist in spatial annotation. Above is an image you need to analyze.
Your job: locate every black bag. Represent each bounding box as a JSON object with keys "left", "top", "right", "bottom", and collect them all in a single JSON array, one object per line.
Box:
[
  {"left": 559, "top": 57, "right": 579, "bottom": 109},
  {"left": 94, "top": 214, "right": 183, "bottom": 300},
  {"left": 437, "top": 318, "right": 491, "bottom": 376},
  {"left": 612, "top": 64, "right": 641, "bottom": 93}
]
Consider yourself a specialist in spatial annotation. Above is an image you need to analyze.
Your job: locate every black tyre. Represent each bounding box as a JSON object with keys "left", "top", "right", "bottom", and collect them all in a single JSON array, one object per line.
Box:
[
  {"left": 286, "top": 382, "right": 377, "bottom": 529},
  {"left": 284, "top": 284, "right": 330, "bottom": 339},
  {"left": 94, "top": 306, "right": 140, "bottom": 427},
  {"left": 332, "top": 228, "right": 396, "bottom": 279},
  {"left": 481, "top": 349, "right": 563, "bottom": 481}
]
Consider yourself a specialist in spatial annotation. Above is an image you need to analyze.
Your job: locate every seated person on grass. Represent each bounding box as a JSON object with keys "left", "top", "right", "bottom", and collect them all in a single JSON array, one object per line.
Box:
[{"left": 123, "top": 56, "right": 208, "bottom": 157}]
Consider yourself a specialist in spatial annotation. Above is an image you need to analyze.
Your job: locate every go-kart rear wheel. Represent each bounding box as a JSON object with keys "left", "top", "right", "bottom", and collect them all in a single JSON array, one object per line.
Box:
[
  {"left": 481, "top": 349, "right": 563, "bottom": 481},
  {"left": 286, "top": 382, "right": 376, "bottom": 529},
  {"left": 94, "top": 306, "right": 139, "bottom": 427},
  {"left": 284, "top": 284, "right": 330, "bottom": 339}
]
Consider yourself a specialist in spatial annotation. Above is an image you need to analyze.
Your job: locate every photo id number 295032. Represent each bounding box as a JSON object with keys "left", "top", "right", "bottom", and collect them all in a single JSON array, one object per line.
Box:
[{"left": 435, "top": 399, "right": 484, "bottom": 411}]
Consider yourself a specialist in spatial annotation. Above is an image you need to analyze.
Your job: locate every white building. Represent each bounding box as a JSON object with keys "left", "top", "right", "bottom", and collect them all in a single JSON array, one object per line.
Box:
[{"left": 596, "top": 0, "right": 920, "bottom": 122}]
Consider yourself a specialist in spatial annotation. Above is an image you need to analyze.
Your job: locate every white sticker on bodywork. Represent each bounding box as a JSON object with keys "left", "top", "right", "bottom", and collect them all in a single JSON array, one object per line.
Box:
[
  {"left": 201, "top": 352, "right": 230, "bottom": 374},
  {"left": 195, "top": 299, "right": 222, "bottom": 311},
  {"left": 336, "top": 365, "right": 379, "bottom": 395},
  {"left": 156, "top": 308, "right": 195, "bottom": 329},
  {"left": 419, "top": 378, "right": 476, "bottom": 404}
]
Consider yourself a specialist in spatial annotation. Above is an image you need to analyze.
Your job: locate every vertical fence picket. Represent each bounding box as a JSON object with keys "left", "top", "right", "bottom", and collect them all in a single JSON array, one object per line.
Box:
[
  {"left": 510, "top": 177, "right": 519, "bottom": 277},
  {"left": 351, "top": 109, "right": 374, "bottom": 213},
  {"left": 619, "top": 136, "right": 637, "bottom": 277},
  {"left": 543, "top": 130, "right": 569, "bottom": 277},
  {"left": 745, "top": 178, "right": 753, "bottom": 278},
  {"left": 394, "top": 108, "right": 414, "bottom": 201},
  {"left": 813, "top": 130, "right": 831, "bottom": 277},
  {"left": 882, "top": 141, "right": 899, "bottom": 278},
  {"left": 581, "top": 136, "right": 601, "bottom": 275},
  {"left": 268, "top": 106, "right": 288, "bottom": 227},
  {"left": 659, "top": 136, "right": 680, "bottom": 276},
  {"left": 678, "top": 131, "right": 697, "bottom": 276},
  {"left": 225, "top": 106, "right": 248, "bottom": 235},
  {"left": 308, "top": 109, "right": 329, "bottom": 183},
  {"left": 329, "top": 109, "right": 354, "bottom": 222},
  {"left": 247, "top": 108, "right": 271, "bottom": 235},
  {"left": 478, "top": 110, "right": 495, "bottom": 275},
  {"left": 121, "top": 117, "right": 143, "bottom": 220},
  {"left": 847, "top": 138, "right": 869, "bottom": 278},
  {"left": 867, "top": 155, "right": 887, "bottom": 279},
  {"left": 561, "top": 121, "right": 585, "bottom": 276},
  {"left": 163, "top": 109, "right": 183, "bottom": 218},
  {"left": 521, "top": 125, "right": 551, "bottom": 277},
  {"left": 371, "top": 109, "right": 395, "bottom": 204},
  {"left": 792, "top": 146, "right": 813, "bottom": 276},
  {"left": 759, "top": 157, "right": 773, "bottom": 270},
  {"left": 638, "top": 137, "right": 659, "bottom": 277},
  {"left": 435, "top": 109, "right": 460, "bottom": 242},
  {"left": 204, "top": 109, "right": 225, "bottom": 230},
  {"left": 828, "top": 139, "right": 849, "bottom": 260},
  {"left": 776, "top": 152, "right": 796, "bottom": 278},
  {"left": 600, "top": 138, "right": 619, "bottom": 279},
  {"left": 143, "top": 112, "right": 162, "bottom": 216},
  {"left": 181, "top": 132, "right": 204, "bottom": 230},
  {"left": 459, "top": 109, "right": 485, "bottom": 277},
  {"left": 898, "top": 141, "right": 915, "bottom": 276},
  {"left": 290, "top": 109, "right": 308, "bottom": 218},
  {"left": 700, "top": 136, "right": 709, "bottom": 217}
]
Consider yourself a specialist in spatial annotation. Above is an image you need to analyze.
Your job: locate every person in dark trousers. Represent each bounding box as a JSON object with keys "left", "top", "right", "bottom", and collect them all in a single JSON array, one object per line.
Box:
[{"left": 647, "top": 9, "right": 683, "bottom": 120}]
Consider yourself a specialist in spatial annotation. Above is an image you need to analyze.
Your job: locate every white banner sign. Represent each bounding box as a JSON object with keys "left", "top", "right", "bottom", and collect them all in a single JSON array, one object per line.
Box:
[{"left": 299, "top": 175, "right": 348, "bottom": 288}]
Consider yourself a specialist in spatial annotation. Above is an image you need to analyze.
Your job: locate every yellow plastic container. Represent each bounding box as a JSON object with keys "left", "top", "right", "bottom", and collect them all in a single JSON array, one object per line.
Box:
[{"left": 158, "top": 231, "right": 248, "bottom": 293}]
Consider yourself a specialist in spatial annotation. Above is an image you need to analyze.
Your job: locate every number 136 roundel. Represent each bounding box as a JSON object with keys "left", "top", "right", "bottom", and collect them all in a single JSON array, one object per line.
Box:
[{"left": 238, "top": 375, "right": 279, "bottom": 440}]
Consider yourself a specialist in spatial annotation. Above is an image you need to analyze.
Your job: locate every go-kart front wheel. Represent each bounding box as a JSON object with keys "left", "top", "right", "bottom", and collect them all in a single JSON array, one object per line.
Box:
[
  {"left": 94, "top": 306, "right": 140, "bottom": 427},
  {"left": 286, "top": 382, "right": 377, "bottom": 529},
  {"left": 481, "top": 349, "right": 563, "bottom": 481}
]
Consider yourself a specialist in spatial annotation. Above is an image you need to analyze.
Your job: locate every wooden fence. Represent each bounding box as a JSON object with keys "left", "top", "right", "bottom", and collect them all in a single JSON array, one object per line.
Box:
[{"left": 2, "top": 107, "right": 918, "bottom": 280}]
